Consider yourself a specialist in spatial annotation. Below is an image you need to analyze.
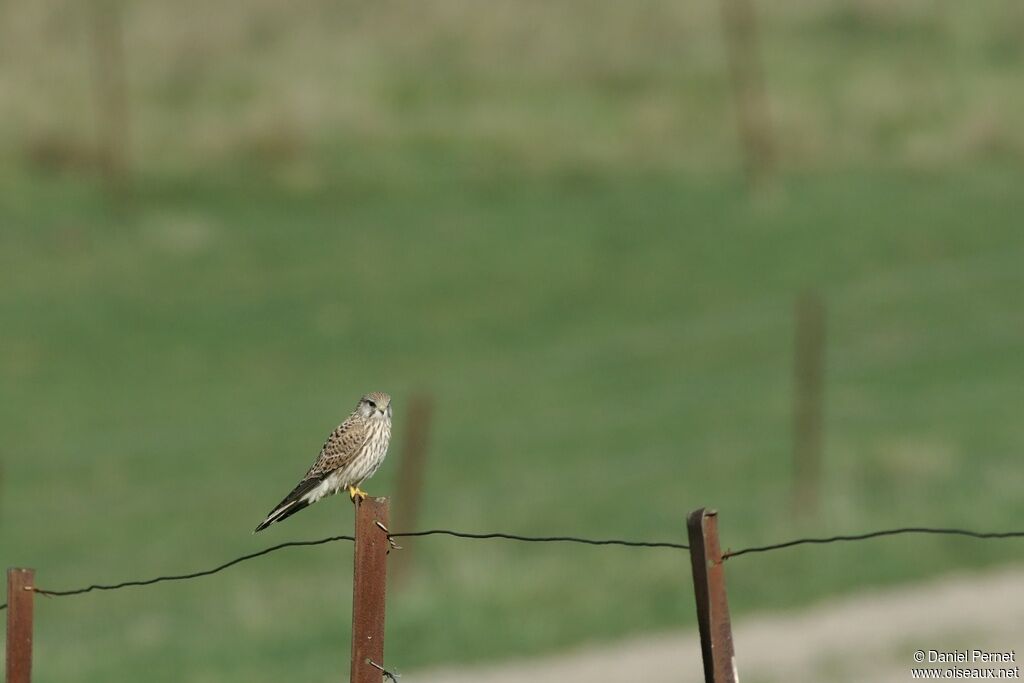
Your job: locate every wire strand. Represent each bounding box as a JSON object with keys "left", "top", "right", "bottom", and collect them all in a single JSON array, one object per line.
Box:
[
  {"left": 390, "top": 528, "right": 689, "bottom": 549},
  {"left": 4, "top": 525, "right": 1024, "bottom": 610},
  {"left": 20, "top": 535, "right": 354, "bottom": 604},
  {"left": 722, "top": 527, "right": 1024, "bottom": 559}
]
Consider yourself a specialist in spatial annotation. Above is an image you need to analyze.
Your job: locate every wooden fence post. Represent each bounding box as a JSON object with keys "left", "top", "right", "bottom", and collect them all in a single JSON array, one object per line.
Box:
[
  {"left": 719, "top": 0, "right": 775, "bottom": 191},
  {"left": 791, "top": 291, "right": 826, "bottom": 518},
  {"left": 351, "top": 497, "right": 389, "bottom": 683},
  {"left": 6, "top": 568, "right": 35, "bottom": 683},
  {"left": 392, "top": 393, "right": 434, "bottom": 582},
  {"left": 687, "top": 509, "right": 737, "bottom": 683},
  {"left": 89, "top": 0, "right": 130, "bottom": 191}
]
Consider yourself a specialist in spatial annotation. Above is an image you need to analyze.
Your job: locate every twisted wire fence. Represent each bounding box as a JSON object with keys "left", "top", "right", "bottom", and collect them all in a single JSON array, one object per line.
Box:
[{"left": 4, "top": 523, "right": 1023, "bottom": 610}]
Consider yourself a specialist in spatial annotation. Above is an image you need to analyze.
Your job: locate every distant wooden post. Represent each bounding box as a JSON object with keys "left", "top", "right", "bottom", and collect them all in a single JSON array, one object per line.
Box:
[
  {"left": 791, "top": 291, "right": 826, "bottom": 518},
  {"left": 351, "top": 498, "right": 389, "bottom": 683},
  {"left": 687, "top": 509, "right": 737, "bottom": 683},
  {"left": 392, "top": 393, "right": 434, "bottom": 581},
  {"left": 89, "top": 0, "right": 130, "bottom": 190},
  {"left": 719, "top": 0, "right": 775, "bottom": 190},
  {"left": 6, "top": 568, "right": 36, "bottom": 683}
]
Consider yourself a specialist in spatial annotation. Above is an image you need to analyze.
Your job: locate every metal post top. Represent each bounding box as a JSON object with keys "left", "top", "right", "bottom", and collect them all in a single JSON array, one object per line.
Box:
[{"left": 687, "top": 508, "right": 719, "bottom": 523}]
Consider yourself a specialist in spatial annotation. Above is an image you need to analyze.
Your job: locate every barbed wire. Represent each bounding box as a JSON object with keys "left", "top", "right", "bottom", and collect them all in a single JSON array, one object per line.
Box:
[
  {"left": 721, "top": 526, "right": 1024, "bottom": 559},
  {"left": 367, "top": 658, "right": 401, "bottom": 682},
  {"left": 0, "top": 535, "right": 355, "bottom": 610},
  {"left": 2, "top": 524, "right": 1023, "bottom": 611},
  {"left": 0, "top": 529, "right": 686, "bottom": 610},
  {"left": 389, "top": 528, "right": 689, "bottom": 549}
]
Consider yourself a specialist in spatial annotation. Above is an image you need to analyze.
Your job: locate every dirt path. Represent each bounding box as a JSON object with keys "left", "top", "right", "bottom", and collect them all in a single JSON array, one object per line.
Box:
[{"left": 411, "top": 566, "right": 1024, "bottom": 682}]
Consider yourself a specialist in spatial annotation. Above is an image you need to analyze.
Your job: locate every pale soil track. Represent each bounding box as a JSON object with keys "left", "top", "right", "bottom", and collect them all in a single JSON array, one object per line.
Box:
[{"left": 412, "top": 566, "right": 1024, "bottom": 683}]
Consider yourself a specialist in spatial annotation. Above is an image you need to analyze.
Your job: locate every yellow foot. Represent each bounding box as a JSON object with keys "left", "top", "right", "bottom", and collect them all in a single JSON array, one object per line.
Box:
[{"left": 348, "top": 485, "right": 368, "bottom": 502}]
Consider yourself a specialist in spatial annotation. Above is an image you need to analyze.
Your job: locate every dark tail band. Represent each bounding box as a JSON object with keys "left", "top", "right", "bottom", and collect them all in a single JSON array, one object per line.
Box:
[{"left": 254, "top": 497, "right": 312, "bottom": 533}]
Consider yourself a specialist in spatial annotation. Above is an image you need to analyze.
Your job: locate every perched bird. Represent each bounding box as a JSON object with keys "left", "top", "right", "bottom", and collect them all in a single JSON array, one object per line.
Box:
[{"left": 254, "top": 392, "right": 393, "bottom": 533}]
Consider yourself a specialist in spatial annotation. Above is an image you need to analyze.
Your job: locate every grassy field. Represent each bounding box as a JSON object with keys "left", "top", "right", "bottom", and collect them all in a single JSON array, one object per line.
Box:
[
  {"left": 2, "top": 1, "right": 1024, "bottom": 681},
  {"left": 2, "top": 1, "right": 1023, "bottom": 175},
  {"left": 3, "top": 165, "right": 1024, "bottom": 680}
]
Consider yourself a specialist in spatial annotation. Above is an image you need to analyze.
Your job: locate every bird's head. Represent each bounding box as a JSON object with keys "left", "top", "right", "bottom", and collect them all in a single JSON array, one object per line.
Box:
[{"left": 358, "top": 392, "right": 392, "bottom": 420}]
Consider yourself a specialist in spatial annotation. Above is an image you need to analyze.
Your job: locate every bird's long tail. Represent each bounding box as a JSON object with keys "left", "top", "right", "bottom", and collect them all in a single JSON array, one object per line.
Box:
[{"left": 254, "top": 477, "right": 323, "bottom": 533}]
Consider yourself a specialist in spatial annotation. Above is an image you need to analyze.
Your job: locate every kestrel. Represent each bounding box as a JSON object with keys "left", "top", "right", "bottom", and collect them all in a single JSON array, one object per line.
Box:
[{"left": 254, "top": 392, "right": 393, "bottom": 533}]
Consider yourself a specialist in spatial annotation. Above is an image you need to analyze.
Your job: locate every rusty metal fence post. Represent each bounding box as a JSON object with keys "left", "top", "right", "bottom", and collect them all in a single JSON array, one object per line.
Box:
[
  {"left": 6, "top": 568, "right": 35, "bottom": 683},
  {"left": 351, "top": 498, "right": 390, "bottom": 683},
  {"left": 687, "top": 509, "right": 737, "bottom": 683}
]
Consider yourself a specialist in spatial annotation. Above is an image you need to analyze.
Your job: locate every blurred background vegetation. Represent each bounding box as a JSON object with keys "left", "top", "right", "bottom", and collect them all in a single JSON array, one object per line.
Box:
[{"left": 2, "top": 0, "right": 1023, "bottom": 681}]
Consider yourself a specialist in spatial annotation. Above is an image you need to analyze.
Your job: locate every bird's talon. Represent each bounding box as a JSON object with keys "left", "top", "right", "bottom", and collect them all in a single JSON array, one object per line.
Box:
[{"left": 348, "top": 485, "right": 368, "bottom": 502}]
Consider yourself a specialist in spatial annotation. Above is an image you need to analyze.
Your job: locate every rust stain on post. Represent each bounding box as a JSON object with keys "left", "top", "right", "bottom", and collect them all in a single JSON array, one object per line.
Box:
[
  {"left": 351, "top": 498, "right": 389, "bottom": 683},
  {"left": 7, "top": 568, "right": 35, "bottom": 683},
  {"left": 687, "top": 509, "right": 738, "bottom": 683}
]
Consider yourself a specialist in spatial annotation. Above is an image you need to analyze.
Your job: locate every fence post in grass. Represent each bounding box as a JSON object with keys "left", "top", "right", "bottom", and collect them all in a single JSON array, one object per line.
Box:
[
  {"left": 89, "top": 0, "right": 130, "bottom": 191},
  {"left": 6, "top": 568, "right": 36, "bottom": 683},
  {"left": 351, "top": 497, "right": 390, "bottom": 683},
  {"left": 791, "top": 291, "right": 826, "bottom": 518},
  {"left": 392, "top": 392, "right": 434, "bottom": 582},
  {"left": 719, "top": 0, "right": 775, "bottom": 191},
  {"left": 687, "top": 509, "right": 737, "bottom": 683}
]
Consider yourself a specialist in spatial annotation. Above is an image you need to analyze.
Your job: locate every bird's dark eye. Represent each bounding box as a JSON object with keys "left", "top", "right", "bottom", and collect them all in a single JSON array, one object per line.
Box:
[{"left": 367, "top": 400, "right": 376, "bottom": 409}]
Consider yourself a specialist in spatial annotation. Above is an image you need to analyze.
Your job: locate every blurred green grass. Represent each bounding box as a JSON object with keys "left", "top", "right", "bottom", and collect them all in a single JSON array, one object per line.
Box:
[
  {"left": 2, "top": 0, "right": 1024, "bottom": 681},
  {"left": 3, "top": 164, "right": 1023, "bottom": 681},
  {"left": 2, "top": 0, "right": 1023, "bottom": 175}
]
